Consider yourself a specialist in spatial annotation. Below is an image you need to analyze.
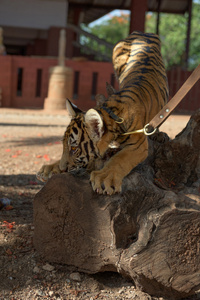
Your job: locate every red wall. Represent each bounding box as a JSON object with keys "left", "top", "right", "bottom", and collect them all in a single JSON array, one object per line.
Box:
[
  {"left": 0, "top": 56, "right": 12, "bottom": 107},
  {"left": 0, "top": 55, "right": 115, "bottom": 110},
  {"left": 0, "top": 55, "right": 199, "bottom": 112},
  {"left": 167, "top": 67, "right": 200, "bottom": 112}
]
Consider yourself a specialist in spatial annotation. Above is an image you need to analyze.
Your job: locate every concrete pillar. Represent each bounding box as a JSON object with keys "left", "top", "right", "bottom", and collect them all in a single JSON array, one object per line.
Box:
[
  {"left": 58, "top": 29, "right": 66, "bottom": 67},
  {"left": 44, "top": 66, "right": 73, "bottom": 110},
  {"left": 129, "top": 0, "right": 148, "bottom": 33},
  {"left": 44, "top": 29, "right": 73, "bottom": 110}
]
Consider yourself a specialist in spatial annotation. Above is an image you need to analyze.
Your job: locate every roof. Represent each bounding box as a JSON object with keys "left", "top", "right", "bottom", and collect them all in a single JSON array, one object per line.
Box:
[{"left": 67, "top": 0, "right": 191, "bottom": 24}]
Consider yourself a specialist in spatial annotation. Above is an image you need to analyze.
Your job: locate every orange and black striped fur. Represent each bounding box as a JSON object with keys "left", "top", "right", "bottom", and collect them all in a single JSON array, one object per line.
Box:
[{"left": 37, "top": 31, "right": 168, "bottom": 195}]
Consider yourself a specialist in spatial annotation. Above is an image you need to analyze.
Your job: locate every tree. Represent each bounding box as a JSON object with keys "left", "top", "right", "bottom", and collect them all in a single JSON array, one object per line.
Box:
[
  {"left": 146, "top": 1, "right": 200, "bottom": 70},
  {"left": 81, "top": 2, "right": 200, "bottom": 70},
  {"left": 80, "top": 13, "right": 129, "bottom": 60},
  {"left": 189, "top": 1, "right": 200, "bottom": 69},
  {"left": 145, "top": 13, "right": 187, "bottom": 69},
  {"left": 88, "top": 13, "right": 129, "bottom": 44}
]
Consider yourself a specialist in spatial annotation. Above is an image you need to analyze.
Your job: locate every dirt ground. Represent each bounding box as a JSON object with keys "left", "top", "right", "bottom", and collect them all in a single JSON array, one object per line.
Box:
[{"left": 0, "top": 108, "right": 197, "bottom": 300}]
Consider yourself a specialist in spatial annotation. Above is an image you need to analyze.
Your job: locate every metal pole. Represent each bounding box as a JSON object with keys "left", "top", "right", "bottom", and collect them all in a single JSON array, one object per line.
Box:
[
  {"left": 156, "top": 0, "right": 162, "bottom": 35},
  {"left": 66, "top": 0, "right": 69, "bottom": 26},
  {"left": 185, "top": 0, "right": 192, "bottom": 69}
]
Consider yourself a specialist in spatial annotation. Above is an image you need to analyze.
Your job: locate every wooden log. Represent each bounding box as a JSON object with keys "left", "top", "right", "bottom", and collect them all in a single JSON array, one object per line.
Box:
[{"left": 33, "top": 110, "right": 200, "bottom": 299}]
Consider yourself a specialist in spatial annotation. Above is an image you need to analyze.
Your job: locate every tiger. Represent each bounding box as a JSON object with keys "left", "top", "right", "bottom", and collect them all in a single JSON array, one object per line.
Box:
[{"left": 37, "top": 31, "right": 169, "bottom": 195}]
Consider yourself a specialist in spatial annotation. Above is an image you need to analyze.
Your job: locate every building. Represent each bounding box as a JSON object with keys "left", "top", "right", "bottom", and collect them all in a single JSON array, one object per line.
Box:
[{"left": 0, "top": 0, "right": 199, "bottom": 112}]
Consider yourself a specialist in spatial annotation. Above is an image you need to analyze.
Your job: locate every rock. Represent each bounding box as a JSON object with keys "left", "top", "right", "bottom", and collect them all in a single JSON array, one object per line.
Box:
[
  {"left": 36, "top": 289, "right": 45, "bottom": 296},
  {"left": 42, "top": 263, "right": 55, "bottom": 272},
  {"left": 33, "top": 266, "right": 40, "bottom": 273},
  {"left": 69, "top": 272, "right": 82, "bottom": 282},
  {"left": 26, "top": 279, "right": 32, "bottom": 285},
  {"left": 49, "top": 291, "right": 54, "bottom": 297}
]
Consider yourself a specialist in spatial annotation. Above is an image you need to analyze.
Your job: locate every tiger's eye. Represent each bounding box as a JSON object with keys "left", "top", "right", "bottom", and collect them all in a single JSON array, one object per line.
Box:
[{"left": 71, "top": 146, "right": 77, "bottom": 151}]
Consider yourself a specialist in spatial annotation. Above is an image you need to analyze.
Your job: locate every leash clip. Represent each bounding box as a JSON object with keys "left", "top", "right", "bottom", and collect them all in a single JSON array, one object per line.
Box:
[{"left": 122, "top": 123, "right": 157, "bottom": 136}]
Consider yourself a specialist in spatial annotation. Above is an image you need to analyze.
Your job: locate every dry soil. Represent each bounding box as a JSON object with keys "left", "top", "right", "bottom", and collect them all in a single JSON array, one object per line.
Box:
[{"left": 1, "top": 108, "right": 197, "bottom": 300}]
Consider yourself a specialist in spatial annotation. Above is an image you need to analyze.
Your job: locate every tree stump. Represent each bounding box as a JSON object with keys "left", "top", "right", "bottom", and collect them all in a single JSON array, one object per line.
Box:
[{"left": 34, "top": 110, "right": 200, "bottom": 299}]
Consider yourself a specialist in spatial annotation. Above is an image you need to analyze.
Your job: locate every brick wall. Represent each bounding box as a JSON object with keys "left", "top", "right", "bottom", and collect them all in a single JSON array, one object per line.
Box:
[
  {"left": 0, "top": 55, "right": 199, "bottom": 112},
  {"left": 0, "top": 55, "right": 115, "bottom": 110},
  {"left": 27, "top": 39, "right": 47, "bottom": 56},
  {"left": 0, "top": 56, "right": 12, "bottom": 107},
  {"left": 0, "top": 56, "right": 57, "bottom": 108}
]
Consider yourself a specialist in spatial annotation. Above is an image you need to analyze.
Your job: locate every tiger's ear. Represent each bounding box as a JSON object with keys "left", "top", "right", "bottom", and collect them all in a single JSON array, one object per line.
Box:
[
  {"left": 84, "top": 109, "right": 104, "bottom": 141},
  {"left": 66, "top": 99, "right": 83, "bottom": 118},
  {"left": 106, "top": 82, "right": 117, "bottom": 96},
  {"left": 95, "top": 94, "right": 106, "bottom": 106}
]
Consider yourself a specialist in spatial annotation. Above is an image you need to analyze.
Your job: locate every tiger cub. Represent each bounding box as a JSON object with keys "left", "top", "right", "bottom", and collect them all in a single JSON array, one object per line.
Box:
[{"left": 37, "top": 31, "right": 168, "bottom": 195}]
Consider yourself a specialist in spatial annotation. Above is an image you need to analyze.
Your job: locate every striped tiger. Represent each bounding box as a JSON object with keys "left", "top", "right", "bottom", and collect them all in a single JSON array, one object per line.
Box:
[{"left": 37, "top": 31, "right": 169, "bottom": 195}]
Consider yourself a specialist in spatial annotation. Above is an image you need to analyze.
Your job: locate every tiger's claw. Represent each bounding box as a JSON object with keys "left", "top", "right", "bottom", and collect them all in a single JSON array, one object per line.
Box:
[
  {"left": 90, "top": 169, "right": 122, "bottom": 195},
  {"left": 36, "top": 160, "right": 61, "bottom": 182}
]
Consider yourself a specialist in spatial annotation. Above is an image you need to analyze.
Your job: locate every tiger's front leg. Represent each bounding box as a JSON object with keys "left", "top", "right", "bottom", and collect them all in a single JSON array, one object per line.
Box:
[
  {"left": 36, "top": 160, "right": 61, "bottom": 182},
  {"left": 90, "top": 136, "right": 148, "bottom": 195}
]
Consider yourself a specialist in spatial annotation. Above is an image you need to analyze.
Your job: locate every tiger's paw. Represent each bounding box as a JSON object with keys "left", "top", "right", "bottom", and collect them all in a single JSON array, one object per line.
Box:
[
  {"left": 90, "top": 169, "right": 123, "bottom": 195},
  {"left": 36, "top": 161, "right": 61, "bottom": 182}
]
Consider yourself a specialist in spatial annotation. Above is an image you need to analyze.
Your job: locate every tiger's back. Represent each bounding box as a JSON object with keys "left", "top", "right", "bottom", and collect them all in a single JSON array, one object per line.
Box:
[{"left": 110, "top": 31, "right": 168, "bottom": 125}]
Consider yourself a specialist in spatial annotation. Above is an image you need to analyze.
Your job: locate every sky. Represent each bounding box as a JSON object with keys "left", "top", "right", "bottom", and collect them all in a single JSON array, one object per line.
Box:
[{"left": 89, "top": 9, "right": 129, "bottom": 27}]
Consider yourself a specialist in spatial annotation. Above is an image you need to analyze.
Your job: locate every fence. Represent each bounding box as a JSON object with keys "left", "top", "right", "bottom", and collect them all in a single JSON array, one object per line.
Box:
[
  {"left": 0, "top": 55, "right": 116, "bottom": 111},
  {"left": 0, "top": 55, "right": 199, "bottom": 112},
  {"left": 167, "top": 67, "right": 200, "bottom": 112}
]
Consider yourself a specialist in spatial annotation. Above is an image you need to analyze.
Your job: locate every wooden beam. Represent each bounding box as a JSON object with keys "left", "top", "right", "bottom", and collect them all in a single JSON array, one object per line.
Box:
[{"left": 129, "top": 0, "right": 148, "bottom": 33}]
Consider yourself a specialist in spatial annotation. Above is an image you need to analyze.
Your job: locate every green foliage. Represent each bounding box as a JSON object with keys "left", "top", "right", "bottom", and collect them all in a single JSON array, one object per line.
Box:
[
  {"left": 88, "top": 13, "right": 129, "bottom": 44},
  {"left": 189, "top": 1, "right": 200, "bottom": 69},
  {"left": 81, "top": 2, "right": 200, "bottom": 69},
  {"left": 146, "top": 12, "right": 187, "bottom": 69},
  {"left": 80, "top": 13, "right": 129, "bottom": 60},
  {"left": 145, "top": 3, "right": 200, "bottom": 70}
]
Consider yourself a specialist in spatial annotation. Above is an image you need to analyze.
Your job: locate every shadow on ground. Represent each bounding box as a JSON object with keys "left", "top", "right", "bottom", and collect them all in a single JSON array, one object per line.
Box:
[
  {"left": 0, "top": 122, "right": 66, "bottom": 128},
  {"left": 3, "top": 136, "right": 63, "bottom": 147}
]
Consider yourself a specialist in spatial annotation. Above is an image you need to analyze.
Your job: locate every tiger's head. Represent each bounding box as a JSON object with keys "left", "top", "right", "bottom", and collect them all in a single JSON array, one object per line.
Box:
[{"left": 59, "top": 100, "right": 105, "bottom": 174}]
